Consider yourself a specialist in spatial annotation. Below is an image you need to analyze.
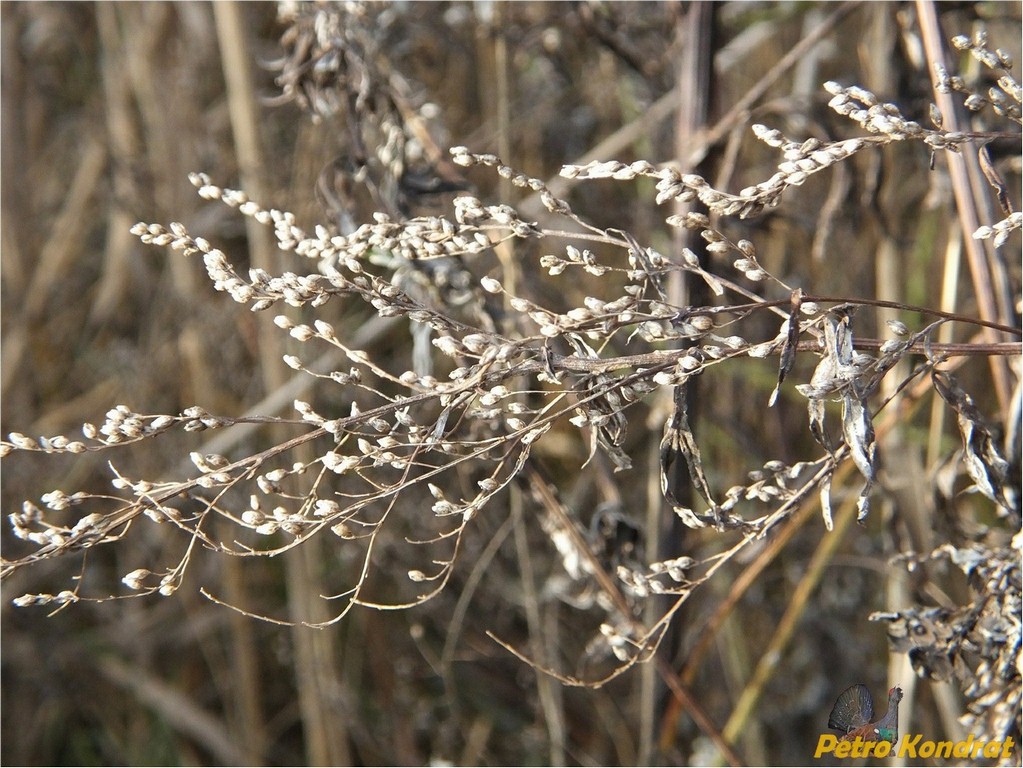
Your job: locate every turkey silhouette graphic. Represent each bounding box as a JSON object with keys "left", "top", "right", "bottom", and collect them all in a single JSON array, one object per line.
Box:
[{"left": 828, "top": 684, "right": 903, "bottom": 743}]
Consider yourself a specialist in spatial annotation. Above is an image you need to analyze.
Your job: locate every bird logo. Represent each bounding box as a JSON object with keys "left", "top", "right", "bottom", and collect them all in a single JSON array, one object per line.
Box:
[{"left": 828, "top": 684, "right": 903, "bottom": 743}]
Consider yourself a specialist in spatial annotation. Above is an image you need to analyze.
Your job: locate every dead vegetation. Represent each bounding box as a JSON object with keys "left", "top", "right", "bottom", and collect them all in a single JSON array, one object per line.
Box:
[{"left": 1, "top": 2, "right": 1020, "bottom": 765}]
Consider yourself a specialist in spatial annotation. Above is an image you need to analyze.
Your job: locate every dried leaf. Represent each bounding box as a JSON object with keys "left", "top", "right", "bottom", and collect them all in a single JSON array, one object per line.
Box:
[
  {"left": 671, "top": 504, "right": 706, "bottom": 529},
  {"left": 660, "top": 386, "right": 720, "bottom": 528},
  {"left": 805, "top": 397, "right": 831, "bottom": 454},
  {"left": 696, "top": 266, "right": 725, "bottom": 296},
  {"left": 978, "top": 144, "right": 1013, "bottom": 216},
  {"left": 770, "top": 289, "right": 803, "bottom": 407},
  {"left": 820, "top": 472, "right": 834, "bottom": 530},
  {"left": 842, "top": 391, "right": 877, "bottom": 484},
  {"left": 855, "top": 485, "right": 872, "bottom": 523},
  {"left": 932, "top": 369, "right": 1016, "bottom": 514},
  {"left": 828, "top": 310, "right": 855, "bottom": 368},
  {"left": 568, "top": 334, "right": 633, "bottom": 472}
]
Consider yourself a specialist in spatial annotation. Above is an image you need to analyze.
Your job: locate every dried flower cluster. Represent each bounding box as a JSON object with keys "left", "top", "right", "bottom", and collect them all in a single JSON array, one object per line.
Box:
[
  {"left": 872, "top": 536, "right": 1022, "bottom": 752},
  {"left": 2, "top": 3, "right": 1020, "bottom": 756}
]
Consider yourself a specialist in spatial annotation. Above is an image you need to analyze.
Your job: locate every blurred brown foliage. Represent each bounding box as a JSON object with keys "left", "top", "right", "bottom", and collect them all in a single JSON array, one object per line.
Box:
[{"left": 1, "top": 2, "right": 1020, "bottom": 766}]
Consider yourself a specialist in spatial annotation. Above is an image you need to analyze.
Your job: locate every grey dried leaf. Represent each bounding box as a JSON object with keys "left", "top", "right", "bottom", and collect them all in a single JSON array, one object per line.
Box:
[
  {"left": 842, "top": 391, "right": 877, "bottom": 485},
  {"left": 932, "top": 370, "right": 1017, "bottom": 514},
  {"left": 871, "top": 607, "right": 958, "bottom": 681},
  {"left": 805, "top": 396, "right": 831, "bottom": 453},
  {"left": 870, "top": 537, "right": 1021, "bottom": 740},
  {"left": 658, "top": 388, "right": 747, "bottom": 530},
  {"left": 855, "top": 485, "right": 871, "bottom": 523},
  {"left": 886, "top": 319, "right": 910, "bottom": 337},
  {"left": 770, "top": 291, "right": 804, "bottom": 407},
  {"left": 820, "top": 472, "right": 834, "bottom": 531},
  {"left": 978, "top": 144, "right": 1013, "bottom": 216},
  {"left": 671, "top": 504, "right": 708, "bottom": 529},
  {"left": 696, "top": 267, "right": 724, "bottom": 297},
  {"left": 827, "top": 312, "right": 855, "bottom": 367}
]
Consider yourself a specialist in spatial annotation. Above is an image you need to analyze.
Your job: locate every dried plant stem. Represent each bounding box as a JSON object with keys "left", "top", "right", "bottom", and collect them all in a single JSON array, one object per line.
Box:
[
  {"left": 686, "top": 0, "right": 860, "bottom": 168},
  {"left": 928, "top": 224, "right": 964, "bottom": 464},
  {"left": 518, "top": 466, "right": 744, "bottom": 767},
  {"left": 685, "top": 505, "right": 816, "bottom": 687},
  {"left": 512, "top": 489, "right": 567, "bottom": 766},
  {"left": 654, "top": 655, "right": 744, "bottom": 767},
  {"left": 916, "top": 0, "right": 1016, "bottom": 411},
  {"left": 520, "top": 1, "right": 860, "bottom": 223},
  {"left": 491, "top": 3, "right": 519, "bottom": 302},
  {"left": 122, "top": 3, "right": 201, "bottom": 299},
  {"left": 97, "top": 653, "right": 251, "bottom": 766},
  {"left": 1, "top": 132, "right": 105, "bottom": 398},
  {"left": 642, "top": 3, "right": 717, "bottom": 764},
  {"left": 3, "top": 5, "right": 1018, "bottom": 763},
  {"left": 212, "top": 4, "right": 277, "bottom": 762},
  {"left": 24, "top": 138, "right": 106, "bottom": 321},
  {"left": 721, "top": 485, "right": 860, "bottom": 749},
  {"left": 659, "top": 348, "right": 972, "bottom": 754},
  {"left": 218, "top": 530, "right": 266, "bottom": 765},
  {"left": 886, "top": 551, "right": 915, "bottom": 768},
  {"left": 91, "top": 2, "right": 135, "bottom": 324},
  {"left": 218, "top": 4, "right": 345, "bottom": 764}
]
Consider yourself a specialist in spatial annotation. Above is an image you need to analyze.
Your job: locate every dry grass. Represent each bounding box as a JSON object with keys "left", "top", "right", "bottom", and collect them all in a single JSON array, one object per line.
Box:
[{"left": 1, "top": 2, "right": 1020, "bottom": 765}]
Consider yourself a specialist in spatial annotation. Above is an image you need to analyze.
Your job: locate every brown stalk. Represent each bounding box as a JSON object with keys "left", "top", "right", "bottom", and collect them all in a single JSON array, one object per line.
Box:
[
  {"left": 643, "top": 2, "right": 716, "bottom": 763},
  {"left": 916, "top": 0, "right": 1017, "bottom": 412},
  {"left": 657, "top": 350, "right": 971, "bottom": 755},
  {"left": 518, "top": 1, "right": 861, "bottom": 221},
  {"left": 720, "top": 475, "right": 861, "bottom": 746},
  {"left": 521, "top": 465, "right": 745, "bottom": 767},
  {"left": 90, "top": 3, "right": 142, "bottom": 325},
  {"left": 97, "top": 654, "right": 252, "bottom": 766},
  {"left": 512, "top": 490, "right": 568, "bottom": 765},
  {"left": 212, "top": 3, "right": 285, "bottom": 765}
]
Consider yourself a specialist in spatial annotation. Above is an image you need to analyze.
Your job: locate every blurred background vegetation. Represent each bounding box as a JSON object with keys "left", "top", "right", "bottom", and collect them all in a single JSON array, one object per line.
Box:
[{"left": 1, "top": 1, "right": 1019, "bottom": 765}]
